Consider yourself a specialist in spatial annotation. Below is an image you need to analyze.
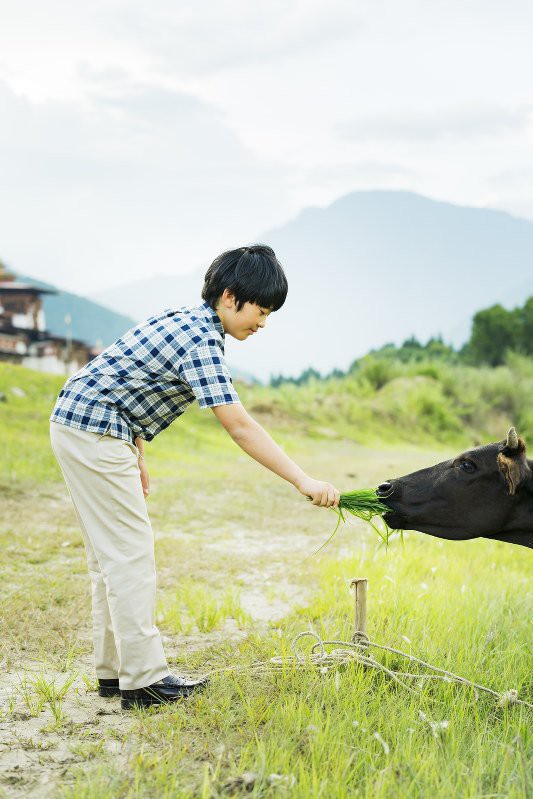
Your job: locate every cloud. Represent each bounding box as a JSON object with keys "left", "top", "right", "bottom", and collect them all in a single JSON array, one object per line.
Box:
[
  {"left": 106, "top": 0, "right": 363, "bottom": 75},
  {"left": 488, "top": 164, "right": 533, "bottom": 189},
  {"left": 302, "top": 161, "right": 415, "bottom": 181},
  {"left": 0, "top": 80, "right": 246, "bottom": 182},
  {"left": 0, "top": 80, "right": 291, "bottom": 291},
  {"left": 339, "top": 105, "right": 532, "bottom": 143}
]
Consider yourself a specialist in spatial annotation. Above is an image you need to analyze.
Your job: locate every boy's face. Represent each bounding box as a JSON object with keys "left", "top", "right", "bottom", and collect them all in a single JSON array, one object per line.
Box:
[{"left": 217, "top": 291, "right": 272, "bottom": 340}]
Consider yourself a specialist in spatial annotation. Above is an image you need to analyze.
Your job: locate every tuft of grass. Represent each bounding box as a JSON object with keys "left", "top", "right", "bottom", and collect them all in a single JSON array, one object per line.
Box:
[
  {"left": 69, "top": 739, "right": 106, "bottom": 760},
  {"left": 339, "top": 488, "right": 391, "bottom": 521},
  {"left": 159, "top": 579, "right": 251, "bottom": 634},
  {"left": 338, "top": 488, "right": 395, "bottom": 545},
  {"left": 16, "top": 671, "right": 78, "bottom": 726},
  {"left": 16, "top": 674, "right": 47, "bottom": 717}
]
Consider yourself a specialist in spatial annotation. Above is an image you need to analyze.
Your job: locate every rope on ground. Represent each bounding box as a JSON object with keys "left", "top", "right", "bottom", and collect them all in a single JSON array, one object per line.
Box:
[{"left": 201, "top": 630, "right": 532, "bottom": 710}]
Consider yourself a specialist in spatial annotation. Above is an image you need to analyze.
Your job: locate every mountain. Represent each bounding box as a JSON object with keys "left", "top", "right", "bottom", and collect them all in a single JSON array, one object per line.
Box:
[
  {"left": 15, "top": 274, "right": 136, "bottom": 347},
  {"left": 89, "top": 190, "right": 533, "bottom": 380}
]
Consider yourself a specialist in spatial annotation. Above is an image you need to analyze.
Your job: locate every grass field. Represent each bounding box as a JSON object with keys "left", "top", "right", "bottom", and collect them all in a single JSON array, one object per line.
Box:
[{"left": 0, "top": 363, "right": 531, "bottom": 798}]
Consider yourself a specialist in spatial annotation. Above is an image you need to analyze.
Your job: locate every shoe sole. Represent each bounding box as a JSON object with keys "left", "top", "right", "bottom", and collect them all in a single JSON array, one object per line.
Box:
[
  {"left": 121, "top": 694, "right": 186, "bottom": 710},
  {"left": 121, "top": 685, "right": 202, "bottom": 710}
]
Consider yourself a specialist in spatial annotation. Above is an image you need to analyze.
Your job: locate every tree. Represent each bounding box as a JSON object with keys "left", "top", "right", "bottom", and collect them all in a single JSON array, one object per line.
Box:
[
  {"left": 518, "top": 296, "right": 533, "bottom": 356},
  {"left": 465, "top": 304, "right": 521, "bottom": 366}
]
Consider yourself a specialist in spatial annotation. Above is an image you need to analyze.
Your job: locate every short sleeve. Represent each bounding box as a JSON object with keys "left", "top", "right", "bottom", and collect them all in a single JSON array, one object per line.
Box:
[{"left": 178, "top": 340, "right": 241, "bottom": 409}]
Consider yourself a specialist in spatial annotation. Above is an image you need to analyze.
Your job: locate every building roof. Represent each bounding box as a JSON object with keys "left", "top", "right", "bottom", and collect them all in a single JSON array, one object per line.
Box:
[
  {"left": 0, "top": 324, "right": 89, "bottom": 348},
  {"left": 0, "top": 282, "right": 56, "bottom": 296}
]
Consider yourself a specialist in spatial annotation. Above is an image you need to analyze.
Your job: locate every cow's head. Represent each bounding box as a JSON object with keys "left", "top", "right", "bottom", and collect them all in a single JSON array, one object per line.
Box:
[{"left": 377, "top": 428, "right": 533, "bottom": 548}]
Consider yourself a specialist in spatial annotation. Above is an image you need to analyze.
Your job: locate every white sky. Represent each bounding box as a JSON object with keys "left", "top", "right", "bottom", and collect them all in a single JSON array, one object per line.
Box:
[{"left": 1, "top": 0, "right": 532, "bottom": 293}]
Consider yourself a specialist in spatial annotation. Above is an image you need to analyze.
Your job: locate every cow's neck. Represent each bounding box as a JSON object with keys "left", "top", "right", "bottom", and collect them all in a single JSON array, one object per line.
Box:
[{"left": 500, "top": 490, "right": 533, "bottom": 547}]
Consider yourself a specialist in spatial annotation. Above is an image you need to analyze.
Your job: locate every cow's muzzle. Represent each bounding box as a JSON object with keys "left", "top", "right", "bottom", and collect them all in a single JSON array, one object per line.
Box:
[
  {"left": 376, "top": 480, "right": 405, "bottom": 528},
  {"left": 376, "top": 480, "right": 401, "bottom": 500}
]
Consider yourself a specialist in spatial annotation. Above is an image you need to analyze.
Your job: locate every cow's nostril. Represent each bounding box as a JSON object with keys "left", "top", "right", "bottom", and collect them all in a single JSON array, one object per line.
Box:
[{"left": 376, "top": 481, "right": 393, "bottom": 496}]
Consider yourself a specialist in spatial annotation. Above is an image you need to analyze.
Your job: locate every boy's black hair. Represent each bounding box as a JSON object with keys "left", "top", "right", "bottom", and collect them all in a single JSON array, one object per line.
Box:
[{"left": 202, "top": 244, "right": 288, "bottom": 312}]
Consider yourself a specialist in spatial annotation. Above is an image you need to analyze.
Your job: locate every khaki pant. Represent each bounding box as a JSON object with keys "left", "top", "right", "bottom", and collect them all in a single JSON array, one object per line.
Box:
[{"left": 49, "top": 422, "right": 169, "bottom": 690}]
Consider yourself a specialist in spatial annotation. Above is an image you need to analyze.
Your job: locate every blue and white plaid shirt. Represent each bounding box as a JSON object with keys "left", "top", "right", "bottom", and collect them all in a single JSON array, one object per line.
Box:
[{"left": 50, "top": 301, "right": 240, "bottom": 443}]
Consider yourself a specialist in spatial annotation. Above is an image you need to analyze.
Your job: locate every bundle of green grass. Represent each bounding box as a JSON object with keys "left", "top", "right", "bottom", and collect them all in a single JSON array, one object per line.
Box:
[{"left": 313, "top": 488, "right": 394, "bottom": 554}]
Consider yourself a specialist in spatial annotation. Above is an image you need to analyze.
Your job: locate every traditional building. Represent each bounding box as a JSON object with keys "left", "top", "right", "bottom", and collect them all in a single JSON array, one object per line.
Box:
[{"left": 0, "top": 262, "right": 96, "bottom": 374}]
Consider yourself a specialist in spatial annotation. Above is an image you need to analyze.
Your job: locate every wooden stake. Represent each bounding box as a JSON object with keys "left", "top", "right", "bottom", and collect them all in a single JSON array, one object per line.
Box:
[{"left": 350, "top": 578, "right": 368, "bottom": 638}]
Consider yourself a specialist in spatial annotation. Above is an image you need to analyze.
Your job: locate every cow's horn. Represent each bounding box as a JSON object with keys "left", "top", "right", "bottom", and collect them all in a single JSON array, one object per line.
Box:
[{"left": 506, "top": 427, "right": 519, "bottom": 449}]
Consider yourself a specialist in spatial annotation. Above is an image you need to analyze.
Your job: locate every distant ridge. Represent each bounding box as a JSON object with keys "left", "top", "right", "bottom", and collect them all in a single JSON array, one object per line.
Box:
[{"left": 14, "top": 273, "right": 136, "bottom": 347}]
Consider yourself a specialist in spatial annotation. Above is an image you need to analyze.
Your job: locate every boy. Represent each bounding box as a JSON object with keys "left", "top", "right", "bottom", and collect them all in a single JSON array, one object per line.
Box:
[{"left": 50, "top": 244, "right": 340, "bottom": 710}]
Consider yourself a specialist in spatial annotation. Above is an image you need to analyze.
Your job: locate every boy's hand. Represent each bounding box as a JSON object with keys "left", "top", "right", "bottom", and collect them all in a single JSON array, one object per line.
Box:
[
  {"left": 296, "top": 476, "right": 340, "bottom": 508},
  {"left": 139, "top": 458, "right": 150, "bottom": 498}
]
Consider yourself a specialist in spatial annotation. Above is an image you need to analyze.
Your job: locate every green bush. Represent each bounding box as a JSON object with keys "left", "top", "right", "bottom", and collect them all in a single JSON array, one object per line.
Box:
[{"left": 244, "top": 348, "right": 532, "bottom": 447}]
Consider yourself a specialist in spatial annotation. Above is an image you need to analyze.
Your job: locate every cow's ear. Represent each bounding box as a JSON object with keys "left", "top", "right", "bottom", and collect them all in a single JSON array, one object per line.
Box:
[{"left": 497, "top": 437, "right": 531, "bottom": 495}]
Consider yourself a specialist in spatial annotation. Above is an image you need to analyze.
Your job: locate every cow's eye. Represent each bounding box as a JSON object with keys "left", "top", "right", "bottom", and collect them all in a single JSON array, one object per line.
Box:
[{"left": 460, "top": 460, "right": 476, "bottom": 473}]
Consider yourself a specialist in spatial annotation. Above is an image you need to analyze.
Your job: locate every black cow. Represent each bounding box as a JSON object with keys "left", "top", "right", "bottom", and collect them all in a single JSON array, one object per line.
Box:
[{"left": 377, "top": 428, "right": 533, "bottom": 549}]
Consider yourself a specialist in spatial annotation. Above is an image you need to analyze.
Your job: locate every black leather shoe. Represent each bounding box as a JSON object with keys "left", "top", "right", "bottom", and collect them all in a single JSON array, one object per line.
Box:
[
  {"left": 98, "top": 678, "right": 120, "bottom": 697},
  {"left": 120, "top": 673, "right": 209, "bottom": 710}
]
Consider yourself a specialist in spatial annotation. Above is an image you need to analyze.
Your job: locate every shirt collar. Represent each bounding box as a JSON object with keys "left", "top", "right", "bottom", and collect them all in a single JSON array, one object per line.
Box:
[{"left": 199, "top": 301, "right": 225, "bottom": 338}]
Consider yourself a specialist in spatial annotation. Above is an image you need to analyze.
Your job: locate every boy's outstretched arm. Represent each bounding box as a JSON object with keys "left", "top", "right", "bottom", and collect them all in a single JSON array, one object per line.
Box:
[{"left": 212, "top": 404, "right": 340, "bottom": 507}]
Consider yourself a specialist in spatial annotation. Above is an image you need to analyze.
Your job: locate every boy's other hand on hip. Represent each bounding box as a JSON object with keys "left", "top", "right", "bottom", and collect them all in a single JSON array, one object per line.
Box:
[
  {"left": 296, "top": 476, "right": 340, "bottom": 508},
  {"left": 139, "top": 459, "right": 150, "bottom": 498}
]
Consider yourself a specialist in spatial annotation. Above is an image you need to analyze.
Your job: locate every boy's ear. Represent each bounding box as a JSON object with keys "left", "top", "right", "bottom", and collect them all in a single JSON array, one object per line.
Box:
[{"left": 220, "top": 289, "right": 237, "bottom": 308}]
